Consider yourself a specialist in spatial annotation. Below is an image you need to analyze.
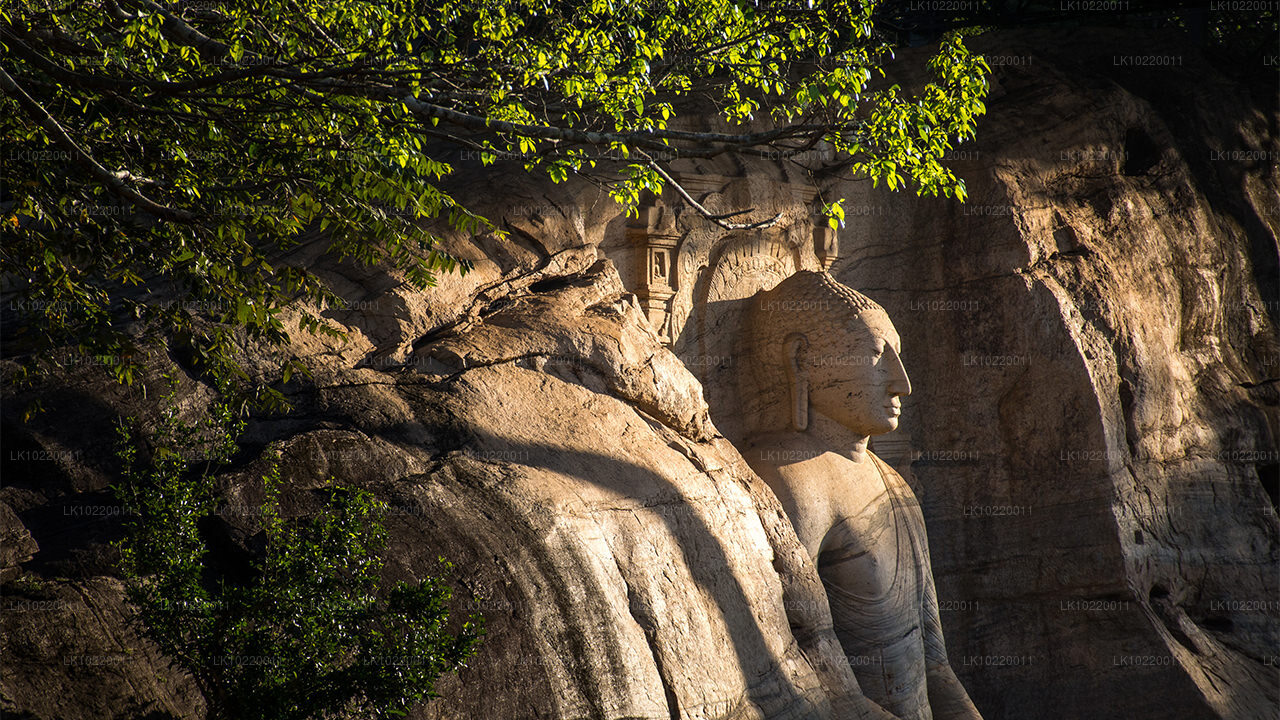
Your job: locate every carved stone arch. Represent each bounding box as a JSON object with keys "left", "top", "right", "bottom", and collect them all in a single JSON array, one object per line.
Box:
[
  {"left": 673, "top": 231, "right": 800, "bottom": 443},
  {"left": 606, "top": 173, "right": 838, "bottom": 439}
]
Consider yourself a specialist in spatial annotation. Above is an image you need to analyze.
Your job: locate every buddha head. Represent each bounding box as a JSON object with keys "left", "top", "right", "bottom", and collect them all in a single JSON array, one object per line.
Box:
[{"left": 747, "top": 270, "right": 911, "bottom": 437}]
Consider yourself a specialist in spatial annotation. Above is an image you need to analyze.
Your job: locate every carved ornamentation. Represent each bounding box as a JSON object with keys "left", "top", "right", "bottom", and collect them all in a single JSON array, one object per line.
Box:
[
  {"left": 814, "top": 223, "right": 839, "bottom": 271},
  {"left": 627, "top": 202, "right": 681, "bottom": 343}
]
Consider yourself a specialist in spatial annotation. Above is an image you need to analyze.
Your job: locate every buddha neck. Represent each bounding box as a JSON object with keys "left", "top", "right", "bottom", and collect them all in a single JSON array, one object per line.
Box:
[{"left": 803, "top": 409, "right": 873, "bottom": 464}]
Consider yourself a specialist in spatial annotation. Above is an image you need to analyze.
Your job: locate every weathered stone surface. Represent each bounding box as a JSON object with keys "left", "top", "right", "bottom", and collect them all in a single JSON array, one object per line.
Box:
[
  {"left": 1, "top": 25, "right": 1276, "bottom": 720},
  {"left": 275, "top": 258, "right": 873, "bottom": 719},
  {"left": 826, "top": 27, "right": 1279, "bottom": 720},
  {"left": 0, "top": 576, "right": 204, "bottom": 720},
  {"left": 740, "top": 270, "right": 983, "bottom": 720},
  {"left": 2, "top": 259, "right": 874, "bottom": 719},
  {"left": 0, "top": 502, "right": 37, "bottom": 580}
]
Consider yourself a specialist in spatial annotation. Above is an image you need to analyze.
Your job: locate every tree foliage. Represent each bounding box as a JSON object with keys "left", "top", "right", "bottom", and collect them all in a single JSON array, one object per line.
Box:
[
  {"left": 1, "top": 0, "right": 988, "bottom": 392},
  {"left": 114, "top": 398, "right": 481, "bottom": 720}
]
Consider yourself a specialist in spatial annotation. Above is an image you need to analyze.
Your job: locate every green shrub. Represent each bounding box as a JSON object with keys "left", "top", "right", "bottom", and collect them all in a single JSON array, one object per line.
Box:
[{"left": 115, "top": 400, "right": 481, "bottom": 720}]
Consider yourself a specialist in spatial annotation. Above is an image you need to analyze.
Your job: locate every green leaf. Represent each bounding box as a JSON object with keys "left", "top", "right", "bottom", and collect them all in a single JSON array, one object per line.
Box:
[{"left": 2, "top": 0, "right": 988, "bottom": 403}]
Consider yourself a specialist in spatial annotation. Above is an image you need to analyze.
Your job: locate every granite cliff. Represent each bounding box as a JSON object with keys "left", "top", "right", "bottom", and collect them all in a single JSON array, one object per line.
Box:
[{"left": 2, "top": 27, "right": 1276, "bottom": 720}]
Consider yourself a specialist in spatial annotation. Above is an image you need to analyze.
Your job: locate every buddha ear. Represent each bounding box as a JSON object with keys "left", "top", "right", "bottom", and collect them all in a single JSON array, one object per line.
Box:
[{"left": 783, "top": 333, "right": 809, "bottom": 431}]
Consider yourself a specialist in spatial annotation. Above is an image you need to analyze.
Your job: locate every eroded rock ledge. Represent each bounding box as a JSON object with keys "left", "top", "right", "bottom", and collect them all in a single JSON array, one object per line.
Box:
[{"left": 2, "top": 25, "right": 1277, "bottom": 720}]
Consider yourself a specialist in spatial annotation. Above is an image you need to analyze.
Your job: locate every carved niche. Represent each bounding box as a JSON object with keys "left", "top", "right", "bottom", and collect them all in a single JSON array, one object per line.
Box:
[
  {"left": 607, "top": 175, "right": 852, "bottom": 445},
  {"left": 626, "top": 200, "right": 681, "bottom": 344},
  {"left": 814, "top": 223, "right": 839, "bottom": 271}
]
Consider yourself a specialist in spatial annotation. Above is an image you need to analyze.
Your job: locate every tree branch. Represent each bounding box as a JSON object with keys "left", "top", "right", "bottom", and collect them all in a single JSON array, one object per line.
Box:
[
  {"left": 0, "top": 63, "right": 195, "bottom": 222},
  {"left": 129, "top": 0, "right": 836, "bottom": 160},
  {"left": 643, "top": 156, "right": 780, "bottom": 231}
]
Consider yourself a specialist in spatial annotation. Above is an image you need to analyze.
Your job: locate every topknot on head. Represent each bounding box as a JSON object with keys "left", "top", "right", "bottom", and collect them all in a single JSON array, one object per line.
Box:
[
  {"left": 757, "top": 270, "right": 884, "bottom": 317},
  {"left": 810, "top": 271, "right": 884, "bottom": 316}
]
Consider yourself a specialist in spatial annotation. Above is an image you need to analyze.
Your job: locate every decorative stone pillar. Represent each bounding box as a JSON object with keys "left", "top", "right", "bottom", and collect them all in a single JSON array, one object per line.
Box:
[
  {"left": 627, "top": 203, "right": 681, "bottom": 344},
  {"left": 814, "top": 221, "right": 839, "bottom": 271}
]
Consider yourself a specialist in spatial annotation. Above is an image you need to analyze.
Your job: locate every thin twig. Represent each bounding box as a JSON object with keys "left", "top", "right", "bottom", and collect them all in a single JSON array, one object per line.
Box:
[
  {"left": 642, "top": 155, "right": 780, "bottom": 231},
  {"left": 0, "top": 64, "right": 195, "bottom": 221}
]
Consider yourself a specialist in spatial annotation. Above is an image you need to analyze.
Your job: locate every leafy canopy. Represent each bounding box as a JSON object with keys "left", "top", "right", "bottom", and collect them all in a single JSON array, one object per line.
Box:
[{"left": 1, "top": 0, "right": 988, "bottom": 393}]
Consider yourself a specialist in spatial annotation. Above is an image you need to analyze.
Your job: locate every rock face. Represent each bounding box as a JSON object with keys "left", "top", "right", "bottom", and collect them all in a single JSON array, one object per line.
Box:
[
  {"left": 0, "top": 503, "right": 38, "bottom": 580},
  {"left": 1, "top": 25, "right": 1277, "bottom": 720},
  {"left": 828, "top": 27, "right": 1279, "bottom": 720},
  {"left": 0, "top": 576, "right": 206, "bottom": 720},
  {"left": 293, "top": 258, "right": 869, "bottom": 719},
  {"left": 1, "top": 258, "right": 874, "bottom": 720}
]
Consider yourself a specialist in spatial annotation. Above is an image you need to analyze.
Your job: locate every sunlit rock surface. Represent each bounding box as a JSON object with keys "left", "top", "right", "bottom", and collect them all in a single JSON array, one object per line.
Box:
[
  {"left": 2, "top": 27, "right": 1276, "bottom": 720},
  {"left": 831, "top": 27, "right": 1279, "bottom": 720}
]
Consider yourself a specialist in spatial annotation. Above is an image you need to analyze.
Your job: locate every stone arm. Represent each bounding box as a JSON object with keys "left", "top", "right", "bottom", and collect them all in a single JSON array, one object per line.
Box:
[
  {"left": 920, "top": 534, "right": 984, "bottom": 720},
  {"left": 805, "top": 602, "right": 905, "bottom": 720},
  {"left": 847, "top": 690, "right": 909, "bottom": 720},
  {"left": 758, "top": 463, "right": 904, "bottom": 720},
  {"left": 805, "top": 647, "right": 907, "bottom": 720}
]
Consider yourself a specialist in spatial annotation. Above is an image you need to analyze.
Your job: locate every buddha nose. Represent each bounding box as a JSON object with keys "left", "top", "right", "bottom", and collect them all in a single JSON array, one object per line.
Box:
[{"left": 886, "top": 346, "right": 912, "bottom": 397}]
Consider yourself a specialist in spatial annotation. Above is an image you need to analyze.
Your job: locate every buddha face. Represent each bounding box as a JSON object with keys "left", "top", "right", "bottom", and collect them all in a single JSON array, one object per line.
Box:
[{"left": 804, "top": 309, "right": 912, "bottom": 436}]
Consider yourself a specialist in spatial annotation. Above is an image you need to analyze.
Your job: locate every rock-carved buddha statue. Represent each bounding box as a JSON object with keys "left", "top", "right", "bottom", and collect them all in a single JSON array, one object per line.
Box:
[{"left": 743, "top": 270, "right": 982, "bottom": 720}]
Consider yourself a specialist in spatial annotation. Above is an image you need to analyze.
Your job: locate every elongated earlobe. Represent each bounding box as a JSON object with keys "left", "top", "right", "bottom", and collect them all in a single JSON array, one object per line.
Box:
[
  {"left": 783, "top": 333, "right": 808, "bottom": 431},
  {"left": 792, "top": 377, "right": 808, "bottom": 431}
]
